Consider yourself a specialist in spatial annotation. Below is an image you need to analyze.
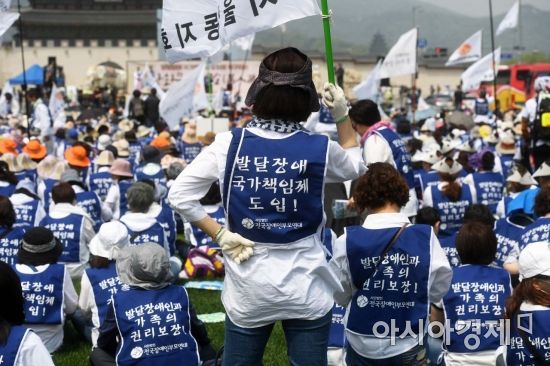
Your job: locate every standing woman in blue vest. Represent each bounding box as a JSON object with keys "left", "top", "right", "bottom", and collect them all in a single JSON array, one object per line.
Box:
[
  {"left": 505, "top": 242, "right": 550, "bottom": 366},
  {"left": 423, "top": 158, "right": 476, "bottom": 238},
  {"left": 0, "top": 196, "right": 26, "bottom": 266},
  {"left": 14, "top": 227, "right": 78, "bottom": 353},
  {"left": 463, "top": 150, "right": 505, "bottom": 214},
  {"left": 169, "top": 48, "right": 365, "bottom": 365},
  {"left": 330, "top": 163, "right": 452, "bottom": 365},
  {"left": 432, "top": 222, "right": 511, "bottom": 365},
  {"left": 0, "top": 261, "right": 54, "bottom": 366}
]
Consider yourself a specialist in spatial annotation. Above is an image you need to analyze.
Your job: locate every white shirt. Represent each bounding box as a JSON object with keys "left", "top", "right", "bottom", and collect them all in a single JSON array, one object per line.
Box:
[
  {"left": 104, "top": 182, "right": 121, "bottom": 219},
  {"left": 48, "top": 203, "right": 96, "bottom": 279},
  {"left": 10, "top": 193, "right": 46, "bottom": 227},
  {"left": 32, "top": 100, "right": 52, "bottom": 138},
  {"left": 329, "top": 212, "right": 452, "bottom": 359},
  {"left": 0, "top": 98, "right": 20, "bottom": 117},
  {"left": 13, "top": 330, "right": 55, "bottom": 366},
  {"left": 79, "top": 270, "right": 101, "bottom": 346},
  {"left": 363, "top": 132, "right": 419, "bottom": 217},
  {"left": 168, "top": 127, "right": 366, "bottom": 328},
  {"left": 183, "top": 204, "right": 222, "bottom": 246},
  {"left": 15, "top": 264, "right": 78, "bottom": 353},
  {"left": 521, "top": 96, "right": 550, "bottom": 147}
]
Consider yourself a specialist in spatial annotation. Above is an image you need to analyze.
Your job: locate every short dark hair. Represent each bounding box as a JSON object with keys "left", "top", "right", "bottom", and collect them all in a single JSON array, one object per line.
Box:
[
  {"left": 52, "top": 183, "right": 76, "bottom": 204},
  {"left": 127, "top": 182, "right": 155, "bottom": 213},
  {"left": 252, "top": 48, "right": 314, "bottom": 122},
  {"left": 26, "top": 88, "right": 41, "bottom": 100},
  {"left": 133, "top": 89, "right": 141, "bottom": 98},
  {"left": 481, "top": 151, "right": 495, "bottom": 171},
  {"left": 0, "top": 196, "right": 16, "bottom": 229},
  {"left": 464, "top": 204, "right": 495, "bottom": 227},
  {"left": 97, "top": 125, "right": 109, "bottom": 135},
  {"left": 456, "top": 222, "right": 497, "bottom": 265},
  {"left": 535, "top": 187, "right": 550, "bottom": 217},
  {"left": 200, "top": 182, "right": 222, "bottom": 205},
  {"left": 151, "top": 88, "right": 157, "bottom": 96},
  {"left": 353, "top": 163, "right": 409, "bottom": 211},
  {"left": 0, "top": 261, "right": 25, "bottom": 342},
  {"left": 348, "top": 99, "right": 381, "bottom": 127},
  {"left": 416, "top": 207, "right": 440, "bottom": 227}
]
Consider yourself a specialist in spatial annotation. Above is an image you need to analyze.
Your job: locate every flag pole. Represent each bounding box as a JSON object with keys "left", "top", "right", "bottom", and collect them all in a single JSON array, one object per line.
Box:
[
  {"left": 16, "top": 0, "right": 30, "bottom": 136},
  {"left": 320, "top": 0, "right": 335, "bottom": 84},
  {"left": 488, "top": 0, "right": 498, "bottom": 99}
]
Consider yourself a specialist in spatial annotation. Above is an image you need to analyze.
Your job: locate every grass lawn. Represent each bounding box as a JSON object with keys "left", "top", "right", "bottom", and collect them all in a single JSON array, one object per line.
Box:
[{"left": 52, "top": 287, "right": 289, "bottom": 366}]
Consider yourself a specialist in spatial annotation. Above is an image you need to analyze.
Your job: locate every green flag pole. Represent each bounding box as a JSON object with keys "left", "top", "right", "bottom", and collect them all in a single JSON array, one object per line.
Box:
[{"left": 320, "top": 0, "right": 335, "bottom": 84}]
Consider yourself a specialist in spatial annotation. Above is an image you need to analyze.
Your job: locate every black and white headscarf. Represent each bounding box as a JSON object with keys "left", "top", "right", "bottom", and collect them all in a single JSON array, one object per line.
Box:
[{"left": 246, "top": 117, "right": 304, "bottom": 134}]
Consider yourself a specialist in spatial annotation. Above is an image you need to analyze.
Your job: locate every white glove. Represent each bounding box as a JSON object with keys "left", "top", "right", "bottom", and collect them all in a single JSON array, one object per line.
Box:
[
  {"left": 218, "top": 229, "right": 254, "bottom": 264},
  {"left": 322, "top": 83, "right": 349, "bottom": 123}
]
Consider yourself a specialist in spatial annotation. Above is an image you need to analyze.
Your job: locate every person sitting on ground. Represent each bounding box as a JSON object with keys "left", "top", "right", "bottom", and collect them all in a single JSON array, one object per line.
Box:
[
  {"left": 103, "top": 159, "right": 135, "bottom": 220},
  {"left": 0, "top": 196, "right": 26, "bottom": 266},
  {"left": 9, "top": 180, "right": 46, "bottom": 229}
]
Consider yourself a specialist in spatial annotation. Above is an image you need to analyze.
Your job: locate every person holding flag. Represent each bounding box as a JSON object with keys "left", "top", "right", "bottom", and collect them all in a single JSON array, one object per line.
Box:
[{"left": 169, "top": 47, "right": 365, "bottom": 365}]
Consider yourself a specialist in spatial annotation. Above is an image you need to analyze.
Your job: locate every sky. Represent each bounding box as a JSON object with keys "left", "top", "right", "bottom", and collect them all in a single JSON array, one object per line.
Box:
[{"left": 420, "top": 0, "right": 550, "bottom": 17}]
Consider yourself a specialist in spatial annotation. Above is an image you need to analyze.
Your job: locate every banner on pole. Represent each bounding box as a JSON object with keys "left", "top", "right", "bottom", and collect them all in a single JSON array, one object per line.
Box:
[
  {"left": 0, "top": 0, "right": 11, "bottom": 12},
  {"left": 445, "top": 30, "right": 482, "bottom": 66},
  {"left": 353, "top": 59, "right": 383, "bottom": 101},
  {"left": 496, "top": 1, "right": 519, "bottom": 36},
  {"left": 0, "top": 11, "right": 18, "bottom": 38},
  {"left": 161, "top": 0, "right": 320, "bottom": 63},
  {"left": 461, "top": 48, "right": 501, "bottom": 92},
  {"left": 379, "top": 28, "right": 418, "bottom": 79}
]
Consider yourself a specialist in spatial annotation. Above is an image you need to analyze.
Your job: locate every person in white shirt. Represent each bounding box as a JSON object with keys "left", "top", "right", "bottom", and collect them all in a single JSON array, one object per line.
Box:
[
  {"left": 169, "top": 47, "right": 366, "bottom": 365},
  {"left": 0, "top": 261, "right": 54, "bottom": 366},
  {"left": 26, "top": 88, "right": 52, "bottom": 152},
  {"left": 0, "top": 92, "right": 20, "bottom": 117},
  {"left": 330, "top": 163, "right": 451, "bottom": 365},
  {"left": 14, "top": 227, "right": 78, "bottom": 353}
]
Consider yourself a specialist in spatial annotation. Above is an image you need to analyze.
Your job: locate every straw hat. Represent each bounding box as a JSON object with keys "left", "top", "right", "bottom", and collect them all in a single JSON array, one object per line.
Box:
[
  {"left": 16, "top": 154, "right": 37, "bottom": 171},
  {"left": 118, "top": 119, "right": 134, "bottom": 133},
  {"left": 0, "top": 138, "right": 18, "bottom": 156},
  {"left": 506, "top": 170, "right": 522, "bottom": 183},
  {"left": 456, "top": 140, "right": 476, "bottom": 153},
  {"left": 50, "top": 161, "right": 67, "bottom": 180},
  {"left": 95, "top": 150, "right": 115, "bottom": 166},
  {"left": 65, "top": 145, "right": 90, "bottom": 168},
  {"left": 22, "top": 139, "right": 47, "bottom": 160},
  {"left": 113, "top": 139, "right": 130, "bottom": 158},
  {"left": 533, "top": 162, "right": 550, "bottom": 179},
  {"left": 109, "top": 159, "right": 133, "bottom": 177},
  {"left": 440, "top": 139, "right": 461, "bottom": 155},
  {"left": 496, "top": 132, "right": 516, "bottom": 155},
  {"left": 0, "top": 153, "right": 19, "bottom": 172},
  {"left": 97, "top": 135, "right": 111, "bottom": 152},
  {"left": 432, "top": 158, "right": 463, "bottom": 176},
  {"left": 519, "top": 172, "right": 538, "bottom": 186},
  {"left": 137, "top": 125, "right": 152, "bottom": 139},
  {"left": 36, "top": 156, "right": 59, "bottom": 179}
]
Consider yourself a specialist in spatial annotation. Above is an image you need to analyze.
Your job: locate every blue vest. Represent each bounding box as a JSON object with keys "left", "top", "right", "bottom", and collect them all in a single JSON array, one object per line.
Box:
[
  {"left": 15, "top": 170, "right": 37, "bottom": 183},
  {"left": 178, "top": 141, "right": 203, "bottom": 164},
  {"left": 329, "top": 305, "right": 346, "bottom": 348},
  {"left": 472, "top": 172, "right": 504, "bottom": 214},
  {"left": 494, "top": 218, "right": 523, "bottom": 268},
  {"left": 319, "top": 103, "right": 335, "bottom": 124},
  {"left": 475, "top": 99, "right": 489, "bottom": 116},
  {"left": 0, "top": 227, "right": 25, "bottom": 266},
  {"left": 431, "top": 185, "right": 473, "bottom": 237},
  {"left": 156, "top": 204, "right": 177, "bottom": 256},
  {"left": 85, "top": 262, "right": 124, "bottom": 325},
  {"left": 190, "top": 206, "right": 225, "bottom": 249},
  {"left": 499, "top": 154, "right": 514, "bottom": 180},
  {"left": 0, "top": 183, "right": 16, "bottom": 198},
  {"left": 520, "top": 218, "right": 550, "bottom": 251},
  {"left": 223, "top": 128, "right": 327, "bottom": 244},
  {"left": 443, "top": 265, "right": 511, "bottom": 353},
  {"left": 134, "top": 165, "right": 167, "bottom": 193},
  {"left": 16, "top": 264, "right": 65, "bottom": 324},
  {"left": 42, "top": 178, "right": 58, "bottom": 211},
  {"left": 118, "top": 180, "right": 134, "bottom": 217},
  {"left": 13, "top": 200, "right": 40, "bottom": 229},
  {"left": 76, "top": 191, "right": 103, "bottom": 231},
  {"left": 126, "top": 222, "right": 166, "bottom": 248},
  {"left": 346, "top": 225, "right": 431, "bottom": 336},
  {"left": 89, "top": 171, "right": 113, "bottom": 201},
  {"left": 40, "top": 214, "right": 84, "bottom": 263},
  {"left": 507, "top": 309, "right": 550, "bottom": 366},
  {"left": 112, "top": 285, "right": 199, "bottom": 366},
  {"left": 418, "top": 170, "right": 440, "bottom": 193},
  {"left": 128, "top": 142, "right": 142, "bottom": 165},
  {"left": 374, "top": 128, "right": 415, "bottom": 188},
  {"left": 0, "top": 326, "right": 28, "bottom": 366},
  {"left": 439, "top": 233, "right": 460, "bottom": 267}
]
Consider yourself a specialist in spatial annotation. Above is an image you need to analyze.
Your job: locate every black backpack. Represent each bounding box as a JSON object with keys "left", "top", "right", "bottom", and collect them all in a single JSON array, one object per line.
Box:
[{"left": 534, "top": 91, "right": 550, "bottom": 141}]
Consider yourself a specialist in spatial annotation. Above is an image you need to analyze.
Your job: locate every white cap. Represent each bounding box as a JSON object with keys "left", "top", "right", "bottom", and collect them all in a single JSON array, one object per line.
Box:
[
  {"left": 506, "top": 170, "right": 522, "bottom": 183},
  {"left": 440, "top": 139, "right": 461, "bottom": 155},
  {"left": 432, "top": 158, "right": 463, "bottom": 175},
  {"left": 519, "top": 242, "right": 550, "bottom": 280},
  {"left": 97, "top": 135, "right": 111, "bottom": 151},
  {"left": 89, "top": 221, "right": 130, "bottom": 260},
  {"left": 533, "top": 162, "right": 550, "bottom": 179}
]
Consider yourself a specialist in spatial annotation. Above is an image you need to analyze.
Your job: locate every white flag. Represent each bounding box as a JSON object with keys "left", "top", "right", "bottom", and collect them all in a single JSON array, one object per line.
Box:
[
  {"left": 0, "top": 12, "right": 18, "bottom": 38},
  {"left": 353, "top": 59, "right": 383, "bottom": 101},
  {"left": 496, "top": 1, "right": 519, "bottom": 36},
  {"left": 461, "top": 48, "right": 501, "bottom": 92},
  {"left": 161, "top": 0, "right": 319, "bottom": 63},
  {"left": 233, "top": 34, "right": 255, "bottom": 52},
  {"left": 0, "top": 0, "right": 11, "bottom": 12},
  {"left": 142, "top": 65, "right": 166, "bottom": 99},
  {"left": 445, "top": 30, "right": 482, "bottom": 66},
  {"left": 160, "top": 63, "right": 206, "bottom": 130},
  {"left": 379, "top": 28, "right": 417, "bottom": 79}
]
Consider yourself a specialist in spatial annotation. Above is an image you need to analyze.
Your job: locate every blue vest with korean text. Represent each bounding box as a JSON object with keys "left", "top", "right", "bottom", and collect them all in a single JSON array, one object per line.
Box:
[
  {"left": 494, "top": 218, "right": 523, "bottom": 268},
  {"left": 319, "top": 103, "right": 335, "bottom": 124},
  {"left": 178, "top": 141, "right": 203, "bottom": 165},
  {"left": 191, "top": 206, "right": 225, "bottom": 249},
  {"left": 431, "top": 185, "right": 472, "bottom": 237},
  {"left": 89, "top": 171, "right": 112, "bottom": 201},
  {"left": 0, "top": 325, "right": 28, "bottom": 366},
  {"left": 419, "top": 170, "right": 440, "bottom": 193},
  {"left": 86, "top": 262, "right": 123, "bottom": 325},
  {"left": 129, "top": 142, "right": 142, "bottom": 166},
  {"left": 442, "top": 265, "right": 511, "bottom": 353},
  {"left": 40, "top": 214, "right": 84, "bottom": 263},
  {"left": 126, "top": 222, "right": 165, "bottom": 248},
  {"left": 439, "top": 232, "right": 460, "bottom": 267},
  {"left": 346, "top": 225, "right": 431, "bottom": 337},
  {"left": 112, "top": 285, "right": 199, "bottom": 366},
  {"left": 475, "top": 98, "right": 489, "bottom": 116},
  {"left": 156, "top": 204, "right": 177, "bottom": 256},
  {"left": 13, "top": 199, "right": 40, "bottom": 229},
  {"left": 374, "top": 128, "right": 415, "bottom": 188},
  {"left": 0, "top": 183, "right": 16, "bottom": 198},
  {"left": 76, "top": 191, "right": 103, "bottom": 231},
  {"left": 499, "top": 154, "right": 514, "bottom": 180},
  {"left": 519, "top": 218, "right": 550, "bottom": 251},
  {"left": 507, "top": 309, "right": 550, "bottom": 366},
  {"left": 329, "top": 305, "right": 346, "bottom": 348},
  {"left": 0, "top": 227, "right": 25, "bottom": 266},
  {"left": 15, "top": 264, "right": 65, "bottom": 324},
  {"left": 472, "top": 172, "right": 504, "bottom": 214},
  {"left": 42, "top": 178, "right": 58, "bottom": 211},
  {"left": 118, "top": 180, "right": 134, "bottom": 217},
  {"left": 223, "top": 128, "right": 327, "bottom": 244}
]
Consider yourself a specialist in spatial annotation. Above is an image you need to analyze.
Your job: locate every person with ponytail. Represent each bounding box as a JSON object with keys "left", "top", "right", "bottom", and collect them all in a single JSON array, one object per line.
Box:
[
  {"left": 423, "top": 157, "right": 476, "bottom": 238},
  {"left": 0, "top": 261, "right": 54, "bottom": 366},
  {"left": 463, "top": 150, "right": 505, "bottom": 214},
  {"left": 506, "top": 241, "right": 550, "bottom": 365}
]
